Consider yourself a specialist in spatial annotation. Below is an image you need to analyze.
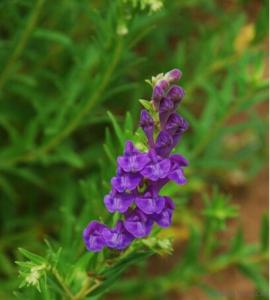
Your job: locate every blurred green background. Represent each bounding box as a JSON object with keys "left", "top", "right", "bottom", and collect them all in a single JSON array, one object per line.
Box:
[{"left": 0, "top": 0, "right": 268, "bottom": 299}]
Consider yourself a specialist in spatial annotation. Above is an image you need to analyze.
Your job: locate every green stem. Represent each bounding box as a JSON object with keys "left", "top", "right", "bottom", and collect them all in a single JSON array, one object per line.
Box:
[
  {"left": 72, "top": 279, "right": 101, "bottom": 300},
  {"left": 51, "top": 268, "right": 74, "bottom": 299},
  {"left": 0, "top": 0, "right": 45, "bottom": 93}
]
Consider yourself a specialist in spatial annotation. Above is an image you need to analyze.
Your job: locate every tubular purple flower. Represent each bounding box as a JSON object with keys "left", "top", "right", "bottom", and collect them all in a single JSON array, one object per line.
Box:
[
  {"left": 111, "top": 172, "right": 142, "bottom": 193},
  {"left": 104, "top": 190, "right": 134, "bottom": 213},
  {"left": 167, "top": 85, "right": 185, "bottom": 105},
  {"left": 165, "top": 68, "right": 182, "bottom": 83},
  {"left": 150, "top": 196, "right": 175, "bottom": 228},
  {"left": 155, "top": 131, "right": 173, "bottom": 157},
  {"left": 83, "top": 221, "right": 107, "bottom": 252},
  {"left": 124, "top": 208, "right": 153, "bottom": 238},
  {"left": 155, "top": 79, "right": 169, "bottom": 91},
  {"left": 152, "top": 85, "right": 164, "bottom": 111},
  {"left": 141, "top": 150, "right": 171, "bottom": 181},
  {"left": 135, "top": 191, "right": 165, "bottom": 215},
  {"left": 159, "top": 97, "right": 174, "bottom": 128},
  {"left": 140, "top": 110, "right": 155, "bottom": 147},
  {"left": 102, "top": 221, "right": 134, "bottom": 250},
  {"left": 117, "top": 141, "right": 150, "bottom": 173}
]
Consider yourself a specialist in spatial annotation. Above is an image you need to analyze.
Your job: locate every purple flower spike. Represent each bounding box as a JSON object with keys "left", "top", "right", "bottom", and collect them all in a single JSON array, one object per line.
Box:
[
  {"left": 83, "top": 69, "right": 189, "bottom": 253},
  {"left": 124, "top": 209, "right": 153, "bottom": 238},
  {"left": 151, "top": 196, "right": 175, "bottom": 228},
  {"left": 140, "top": 110, "right": 155, "bottom": 147},
  {"left": 104, "top": 190, "right": 134, "bottom": 213},
  {"left": 141, "top": 151, "right": 171, "bottom": 181},
  {"left": 118, "top": 141, "right": 150, "bottom": 173},
  {"left": 159, "top": 97, "right": 174, "bottom": 128},
  {"left": 165, "top": 69, "right": 182, "bottom": 83},
  {"left": 167, "top": 85, "right": 185, "bottom": 105},
  {"left": 111, "top": 172, "right": 142, "bottom": 193},
  {"left": 83, "top": 221, "right": 107, "bottom": 252},
  {"left": 102, "top": 221, "right": 134, "bottom": 250},
  {"left": 135, "top": 191, "right": 165, "bottom": 215},
  {"left": 155, "top": 131, "right": 173, "bottom": 157}
]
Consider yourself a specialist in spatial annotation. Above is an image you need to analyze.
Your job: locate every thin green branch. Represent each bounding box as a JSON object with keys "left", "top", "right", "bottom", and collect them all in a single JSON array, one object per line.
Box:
[
  {"left": 51, "top": 267, "right": 74, "bottom": 299},
  {"left": 0, "top": 0, "right": 45, "bottom": 93},
  {"left": 1, "top": 39, "right": 123, "bottom": 167}
]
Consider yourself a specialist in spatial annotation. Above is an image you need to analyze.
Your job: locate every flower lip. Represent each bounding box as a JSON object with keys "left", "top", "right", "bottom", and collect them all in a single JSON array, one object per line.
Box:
[
  {"left": 141, "top": 151, "right": 171, "bottom": 181},
  {"left": 111, "top": 172, "right": 142, "bottom": 193},
  {"left": 135, "top": 191, "right": 165, "bottom": 215},
  {"left": 150, "top": 196, "right": 175, "bottom": 228},
  {"left": 102, "top": 221, "right": 134, "bottom": 250},
  {"left": 124, "top": 208, "right": 153, "bottom": 238},
  {"left": 83, "top": 221, "right": 107, "bottom": 252},
  {"left": 104, "top": 190, "right": 134, "bottom": 213}
]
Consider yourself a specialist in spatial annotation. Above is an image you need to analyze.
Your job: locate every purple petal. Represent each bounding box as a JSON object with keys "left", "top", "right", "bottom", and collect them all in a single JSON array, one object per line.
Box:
[
  {"left": 117, "top": 153, "right": 150, "bottom": 173},
  {"left": 168, "top": 168, "right": 187, "bottom": 185},
  {"left": 165, "top": 113, "right": 184, "bottom": 135},
  {"left": 102, "top": 221, "right": 134, "bottom": 250},
  {"left": 140, "top": 110, "right": 155, "bottom": 147},
  {"left": 170, "top": 154, "right": 189, "bottom": 167},
  {"left": 111, "top": 173, "right": 142, "bottom": 192},
  {"left": 165, "top": 69, "right": 182, "bottom": 83},
  {"left": 104, "top": 191, "right": 134, "bottom": 213},
  {"left": 159, "top": 97, "right": 174, "bottom": 128},
  {"left": 167, "top": 85, "right": 185, "bottom": 105},
  {"left": 152, "top": 86, "right": 164, "bottom": 110},
  {"left": 155, "top": 131, "right": 173, "bottom": 157},
  {"left": 141, "top": 158, "right": 171, "bottom": 181},
  {"left": 124, "top": 209, "right": 153, "bottom": 238},
  {"left": 151, "top": 197, "right": 175, "bottom": 228},
  {"left": 156, "top": 79, "right": 169, "bottom": 91},
  {"left": 135, "top": 193, "right": 165, "bottom": 214},
  {"left": 83, "top": 221, "right": 107, "bottom": 252}
]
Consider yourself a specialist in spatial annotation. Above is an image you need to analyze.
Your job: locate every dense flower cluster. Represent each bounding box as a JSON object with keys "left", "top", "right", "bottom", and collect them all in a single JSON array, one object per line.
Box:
[{"left": 83, "top": 69, "right": 188, "bottom": 252}]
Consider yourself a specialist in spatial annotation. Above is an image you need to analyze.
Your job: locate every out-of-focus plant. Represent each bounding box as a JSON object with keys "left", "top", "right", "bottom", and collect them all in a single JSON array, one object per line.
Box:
[{"left": 0, "top": 0, "right": 268, "bottom": 299}]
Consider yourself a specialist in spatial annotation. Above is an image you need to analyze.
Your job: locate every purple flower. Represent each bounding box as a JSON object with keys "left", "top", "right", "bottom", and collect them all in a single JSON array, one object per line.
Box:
[
  {"left": 117, "top": 141, "right": 150, "bottom": 173},
  {"left": 124, "top": 208, "right": 153, "bottom": 238},
  {"left": 168, "top": 154, "right": 188, "bottom": 184},
  {"left": 83, "top": 221, "right": 107, "bottom": 252},
  {"left": 104, "top": 190, "right": 134, "bottom": 213},
  {"left": 140, "top": 110, "right": 155, "bottom": 147},
  {"left": 135, "top": 191, "right": 165, "bottom": 215},
  {"left": 165, "top": 113, "right": 184, "bottom": 135},
  {"left": 159, "top": 97, "right": 174, "bottom": 128},
  {"left": 102, "top": 221, "right": 134, "bottom": 250},
  {"left": 111, "top": 172, "right": 142, "bottom": 193},
  {"left": 165, "top": 69, "right": 182, "bottom": 83},
  {"left": 151, "top": 196, "right": 175, "bottom": 228},
  {"left": 141, "top": 151, "right": 171, "bottom": 181},
  {"left": 167, "top": 85, "right": 185, "bottom": 105},
  {"left": 152, "top": 85, "right": 164, "bottom": 111},
  {"left": 171, "top": 118, "right": 189, "bottom": 148},
  {"left": 156, "top": 79, "right": 169, "bottom": 92},
  {"left": 155, "top": 131, "right": 173, "bottom": 157}
]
